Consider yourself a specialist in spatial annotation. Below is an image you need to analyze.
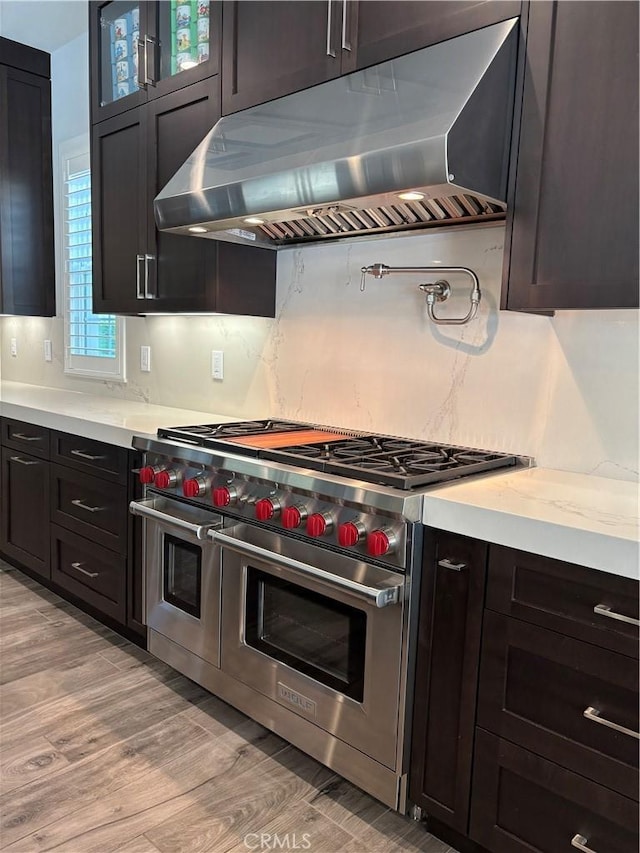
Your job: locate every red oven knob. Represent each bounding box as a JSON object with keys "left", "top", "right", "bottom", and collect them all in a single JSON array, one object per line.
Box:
[
  {"left": 183, "top": 477, "right": 207, "bottom": 498},
  {"left": 338, "top": 521, "right": 365, "bottom": 547},
  {"left": 367, "top": 529, "right": 398, "bottom": 557},
  {"left": 255, "top": 497, "right": 280, "bottom": 521},
  {"left": 213, "top": 485, "right": 237, "bottom": 507},
  {"left": 307, "top": 512, "right": 333, "bottom": 537},
  {"left": 139, "top": 465, "right": 160, "bottom": 484},
  {"left": 281, "top": 505, "right": 308, "bottom": 529},
  {"left": 154, "top": 469, "right": 179, "bottom": 489}
]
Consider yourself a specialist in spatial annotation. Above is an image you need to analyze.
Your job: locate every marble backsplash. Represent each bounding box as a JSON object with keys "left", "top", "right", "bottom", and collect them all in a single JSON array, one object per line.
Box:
[{"left": 1, "top": 223, "right": 638, "bottom": 481}]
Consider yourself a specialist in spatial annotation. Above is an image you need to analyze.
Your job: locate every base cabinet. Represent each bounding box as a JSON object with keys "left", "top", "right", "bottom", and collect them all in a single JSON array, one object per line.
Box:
[
  {"left": 0, "top": 417, "right": 145, "bottom": 642},
  {"left": 411, "top": 536, "right": 639, "bottom": 853}
]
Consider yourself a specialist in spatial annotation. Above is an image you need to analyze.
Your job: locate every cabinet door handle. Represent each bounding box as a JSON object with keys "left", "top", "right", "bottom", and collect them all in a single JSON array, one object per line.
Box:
[
  {"left": 583, "top": 706, "right": 640, "bottom": 740},
  {"left": 438, "top": 558, "right": 467, "bottom": 572},
  {"left": 71, "top": 561, "right": 99, "bottom": 579},
  {"left": 11, "top": 432, "right": 42, "bottom": 442},
  {"left": 341, "top": 0, "right": 352, "bottom": 51},
  {"left": 71, "top": 499, "right": 104, "bottom": 514},
  {"left": 326, "top": 0, "right": 336, "bottom": 57},
  {"left": 136, "top": 38, "right": 146, "bottom": 89},
  {"left": 70, "top": 449, "right": 105, "bottom": 462},
  {"left": 144, "top": 254, "right": 155, "bottom": 299},
  {"left": 593, "top": 603, "right": 640, "bottom": 627},
  {"left": 136, "top": 254, "right": 145, "bottom": 299},
  {"left": 145, "top": 36, "right": 157, "bottom": 85},
  {"left": 9, "top": 456, "right": 39, "bottom": 466},
  {"left": 571, "top": 834, "right": 597, "bottom": 853}
]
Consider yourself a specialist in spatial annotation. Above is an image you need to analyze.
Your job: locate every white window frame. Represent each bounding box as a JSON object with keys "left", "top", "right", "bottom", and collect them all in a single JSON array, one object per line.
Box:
[{"left": 58, "top": 134, "right": 126, "bottom": 382}]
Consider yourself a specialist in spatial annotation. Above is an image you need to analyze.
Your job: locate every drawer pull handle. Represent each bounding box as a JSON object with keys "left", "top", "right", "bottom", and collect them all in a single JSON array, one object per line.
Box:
[
  {"left": 571, "top": 834, "right": 597, "bottom": 853},
  {"left": 10, "top": 456, "right": 39, "bottom": 466},
  {"left": 70, "top": 449, "right": 105, "bottom": 462},
  {"left": 438, "top": 558, "right": 467, "bottom": 572},
  {"left": 593, "top": 603, "right": 640, "bottom": 628},
  {"left": 71, "top": 561, "right": 99, "bottom": 579},
  {"left": 71, "top": 499, "right": 104, "bottom": 514},
  {"left": 583, "top": 706, "right": 640, "bottom": 740},
  {"left": 11, "top": 432, "right": 42, "bottom": 442}
]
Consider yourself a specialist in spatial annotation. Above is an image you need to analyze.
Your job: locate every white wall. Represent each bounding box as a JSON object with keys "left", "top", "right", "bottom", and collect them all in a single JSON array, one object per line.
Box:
[{"left": 2, "top": 224, "right": 638, "bottom": 481}]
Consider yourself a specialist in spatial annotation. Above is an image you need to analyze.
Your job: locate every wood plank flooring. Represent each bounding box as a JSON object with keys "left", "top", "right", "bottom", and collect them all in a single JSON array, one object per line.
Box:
[{"left": 0, "top": 561, "right": 457, "bottom": 853}]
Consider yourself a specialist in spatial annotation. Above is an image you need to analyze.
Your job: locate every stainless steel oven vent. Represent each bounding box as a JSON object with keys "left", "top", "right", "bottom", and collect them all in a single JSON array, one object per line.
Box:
[
  {"left": 255, "top": 195, "right": 506, "bottom": 244},
  {"left": 154, "top": 19, "right": 518, "bottom": 249}
]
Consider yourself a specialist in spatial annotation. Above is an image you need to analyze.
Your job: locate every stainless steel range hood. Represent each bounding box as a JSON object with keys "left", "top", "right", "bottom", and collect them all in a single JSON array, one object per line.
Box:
[{"left": 154, "top": 18, "right": 518, "bottom": 248}]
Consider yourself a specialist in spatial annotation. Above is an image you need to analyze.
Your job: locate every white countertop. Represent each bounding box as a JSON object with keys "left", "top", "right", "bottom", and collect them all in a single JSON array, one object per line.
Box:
[
  {"left": 0, "top": 381, "right": 241, "bottom": 448},
  {"left": 423, "top": 467, "right": 639, "bottom": 579},
  {"left": 2, "top": 382, "right": 638, "bottom": 580}
]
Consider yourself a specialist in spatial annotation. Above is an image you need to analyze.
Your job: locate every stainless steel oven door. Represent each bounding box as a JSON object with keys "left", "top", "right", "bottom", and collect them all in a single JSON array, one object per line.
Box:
[
  {"left": 130, "top": 495, "right": 222, "bottom": 667},
  {"left": 214, "top": 524, "right": 406, "bottom": 770}
]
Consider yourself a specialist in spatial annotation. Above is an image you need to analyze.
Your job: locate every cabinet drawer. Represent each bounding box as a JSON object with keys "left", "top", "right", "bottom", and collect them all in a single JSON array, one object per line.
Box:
[
  {"left": 478, "top": 611, "right": 639, "bottom": 799},
  {"left": 486, "top": 546, "right": 639, "bottom": 658},
  {"left": 470, "top": 730, "right": 639, "bottom": 853},
  {"left": 51, "top": 524, "right": 126, "bottom": 624},
  {"left": 50, "top": 464, "right": 127, "bottom": 554},
  {"left": 1, "top": 419, "right": 49, "bottom": 459},
  {"left": 52, "top": 432, "right": 128, "bottom": 484}
]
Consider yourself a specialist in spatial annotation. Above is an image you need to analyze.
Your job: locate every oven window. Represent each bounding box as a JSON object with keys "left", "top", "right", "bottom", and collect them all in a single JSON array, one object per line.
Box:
[
  {"left": 245, "top": 567, "right": 366, "bottom": 702},
  {"left": 163, "top": 534, "right": 201, "bottom": 618}
]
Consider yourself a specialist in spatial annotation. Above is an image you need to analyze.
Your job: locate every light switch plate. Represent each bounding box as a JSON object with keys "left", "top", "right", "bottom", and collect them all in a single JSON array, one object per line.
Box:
[
  {"left": 140, "top": 345, "right": 151, "bottom": 372},
  {"left": 44, "top": 340, "right": 52, "bottom": 362},
  {"left": 211, "top": 350, "right": 224, "bottom": 380},
  {"left": 10, "top": 337, "right": 17, "bottom": 357}
]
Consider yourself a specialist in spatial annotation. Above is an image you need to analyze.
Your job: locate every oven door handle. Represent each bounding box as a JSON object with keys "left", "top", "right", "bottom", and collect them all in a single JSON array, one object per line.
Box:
[
  {"left": 129, "top": 499, "right": 219, "bottom": 541},
  {"left": 209, "top": 530, "right": 402, "bottom": 608}
]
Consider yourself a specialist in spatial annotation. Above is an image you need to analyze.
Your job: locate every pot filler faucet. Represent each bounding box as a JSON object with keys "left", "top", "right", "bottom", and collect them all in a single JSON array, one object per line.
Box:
[{"left": 360, "top": 263, "right": 481, "bottom": 325}]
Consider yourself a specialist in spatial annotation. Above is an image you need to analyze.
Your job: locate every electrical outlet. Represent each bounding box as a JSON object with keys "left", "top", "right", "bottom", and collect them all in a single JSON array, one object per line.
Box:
[
  {"left": 10, "top": 337, "right": 17, "bottom": 357},
  {"left": 140, "top": 345, "right": 151, "bottom": 372},
  {"left": 44, "top": 340, "right": 52, "bottom": 362},
  {"left": 211, "top": 350, "right": 224, "bottom": 380}
]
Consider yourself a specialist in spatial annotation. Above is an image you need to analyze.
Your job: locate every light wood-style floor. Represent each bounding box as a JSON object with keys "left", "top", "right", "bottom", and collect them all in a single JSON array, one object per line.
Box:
[{"left": 0, "top": 561, "right": 456, "bottom": 853}]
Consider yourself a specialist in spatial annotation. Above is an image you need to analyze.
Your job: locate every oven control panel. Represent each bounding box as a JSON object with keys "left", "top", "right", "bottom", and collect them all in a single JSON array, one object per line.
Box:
[{"left": 141, "top": 455, "right": 408, "bottom": 570}]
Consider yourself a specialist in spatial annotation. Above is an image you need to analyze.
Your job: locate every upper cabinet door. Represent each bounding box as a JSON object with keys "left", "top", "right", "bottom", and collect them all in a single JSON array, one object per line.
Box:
[
  {"left": 503, "top": 1, "right": 639, "bottom": 311},
  {"left": 90, "top": 0, "right": 150, "bottom": 123},
  {"left": 342, "top": 0, "right": 521, "bottom": 74},
  {"left": 144, "top": 0, "right": 221, "bottom": 100},
  {"left": 90, "top": 1, "right": 220, "bottom": 123},
  {"left": 0, "top": 62, "right": 55, "bottom": 316},
  {"left": 221, "top": 0, "right": 342, "bottom": 114}
]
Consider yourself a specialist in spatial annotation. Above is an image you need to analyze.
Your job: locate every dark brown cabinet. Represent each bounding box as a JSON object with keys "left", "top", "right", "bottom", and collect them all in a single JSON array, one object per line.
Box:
[
  {"left": 409, "top": 530, "right": 488, "bottom": 833},
  {"left": 0, "top": 417, "right": 145, "bottom": 642},
  {"left": 411, "top": 538, "right": 639, "bottom": 853},
  {"left": 92, "top": 79, "right": 276, "bottom": 315},
  {"left": 503, "top": 1, "right": 639, "bottom": 311},
  {"left": 0, "top": 434, "right": 51, "bottom": 581},
  {"left": 89, "top": 0, "right": 222, "bottom": 123},
  {"left": 342, "top": 0, "right": 520, "bottom": 75},
  {"left": 221, "top": 0, "right": 520, "bottom": 114},
  {"left": 0, "top": 38, "right": 55, "bottom": 316}
]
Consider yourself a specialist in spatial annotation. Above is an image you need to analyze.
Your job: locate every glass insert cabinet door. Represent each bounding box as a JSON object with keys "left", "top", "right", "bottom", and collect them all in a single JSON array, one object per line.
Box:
[
  {"left": 155, "top": 1, "right": 213, "bottom": 81},
  {"left": 97, "top": 0, "right": 145, "bottom": 108},
  {"left": 93, "top": 1, "right": 219, "bottom": 116}
]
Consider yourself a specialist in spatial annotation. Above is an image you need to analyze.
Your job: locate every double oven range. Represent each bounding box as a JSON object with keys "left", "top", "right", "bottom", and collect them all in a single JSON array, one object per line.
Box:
[{"left": 130, "top": 420, "right": 522, "bottom": 810}]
